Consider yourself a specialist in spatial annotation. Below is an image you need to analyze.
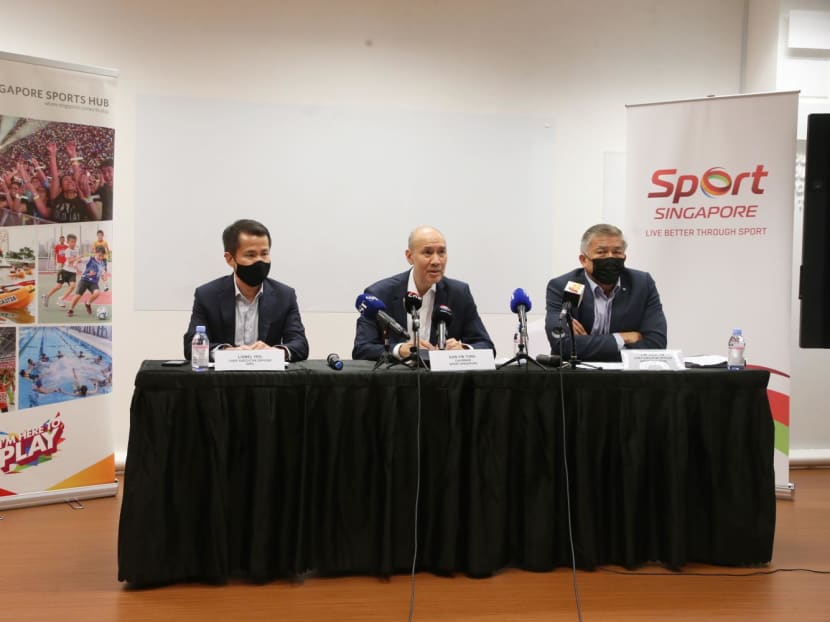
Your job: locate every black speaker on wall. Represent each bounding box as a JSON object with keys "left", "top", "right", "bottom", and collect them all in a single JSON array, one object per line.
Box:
[{"left": 800, "top": 113, "right": 830, "bottom": 348}]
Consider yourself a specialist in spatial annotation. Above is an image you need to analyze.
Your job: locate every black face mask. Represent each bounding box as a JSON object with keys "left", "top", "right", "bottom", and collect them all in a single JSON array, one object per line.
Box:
[
  {"left": 590, "top": 257, "right": 625, "bottom": 285},
  {"left": 234, "top": 260, "right": 271, "bottom": 287}
]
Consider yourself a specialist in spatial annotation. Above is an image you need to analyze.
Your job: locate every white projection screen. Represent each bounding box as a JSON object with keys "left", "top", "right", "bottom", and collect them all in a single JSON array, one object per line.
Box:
[{"left": 135, "top": 95, "right": 556, "bottom": 313}]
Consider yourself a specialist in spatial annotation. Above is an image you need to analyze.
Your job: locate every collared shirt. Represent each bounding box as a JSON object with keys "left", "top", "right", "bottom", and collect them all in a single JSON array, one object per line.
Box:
[
  {"left": 233, "top": 279, "right": 263, "bottom": 348},
  {"left": 585, "top": 273, "right": 624, "bottom": 350},
  {"left": 212, "top": 280, "right": 289, "bottom": 362}
]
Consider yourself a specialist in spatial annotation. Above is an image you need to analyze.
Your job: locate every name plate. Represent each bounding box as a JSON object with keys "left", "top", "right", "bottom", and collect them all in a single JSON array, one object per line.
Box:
[
  {"left": 620, "top": 349, "right": 684, "bottom": 371},
  {"left": 213, "top": 349, "right": 286, "bottom": 371},
  {"left": 428, "top": 349, "right": 496, "bottom": 372}
]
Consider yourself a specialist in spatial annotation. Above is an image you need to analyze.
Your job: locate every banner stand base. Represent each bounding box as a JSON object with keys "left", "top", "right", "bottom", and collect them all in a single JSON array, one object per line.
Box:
[
  {"left": 0, "top": 480, "right": 119, "bottom": 511},
  {"left": 776, "top": 482, "right": 795, "bottom": 500}
]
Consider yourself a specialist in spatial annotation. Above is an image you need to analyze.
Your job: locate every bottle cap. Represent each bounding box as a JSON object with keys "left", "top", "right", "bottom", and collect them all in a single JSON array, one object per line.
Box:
[
  {"left": 196, "top": 325, "right": 206, "bottom": 332},
  {"left": 732, "top": 328, "right": 742, "bottom": 335}
]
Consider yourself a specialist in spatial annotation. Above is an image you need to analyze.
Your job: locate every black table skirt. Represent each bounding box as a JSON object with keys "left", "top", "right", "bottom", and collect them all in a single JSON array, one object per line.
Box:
[{"left": 118, "top": 361, "right": 775, "bottom": 585}]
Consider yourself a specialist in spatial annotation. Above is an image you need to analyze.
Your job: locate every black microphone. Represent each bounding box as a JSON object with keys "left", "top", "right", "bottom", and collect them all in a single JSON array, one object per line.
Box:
[
  {"left": 404, "top": 291, "right": 423, "bottom": 342},
  {"left": 355, "top": 293, "right": 410, "bottom": 339},
  {"left": 404, "top": 291, "right": 423, "bottom": 314},
  {"left": 436, "top": 304, "right": 453, "bottom": 350},
  {"left": 327, "top": 353, "right": 343, "bottom": 370},
  {"left": 559, "top": 281, "right": 585, "bottom": 322},
  {"left": 403, "top": 291, "right": 424, "bottom": 353},
  {"left": 536, "top": 353, "right": 562, "bottom": 367}
]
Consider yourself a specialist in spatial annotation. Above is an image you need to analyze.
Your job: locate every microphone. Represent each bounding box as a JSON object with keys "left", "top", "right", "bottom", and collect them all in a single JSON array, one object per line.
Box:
[
  {"left": 536, "top": 353, "right": 562, "bottom": 367},
  {"left": 326, "top": 353, "right": 343, "bottom": 370},
  {"left": 404, "top": 291, "right": 423, "bottom": 349},
  {"left": 355, "top": 293, "right": 410, "bottom": 339},
  {"left": 436, "top": 304, "right": 453, "bottom": 350},
  {"left": 559, "top": 281, "right": 585, "bottom": 321},
  {"left": 404, "top": 291, "right": 423, "bottom": 315},
  {"left": 510, "top": 288, "right": 532, "bottom": 348},
  {"left": 509, "top": 287, "right": 532, "bottom": 315}
]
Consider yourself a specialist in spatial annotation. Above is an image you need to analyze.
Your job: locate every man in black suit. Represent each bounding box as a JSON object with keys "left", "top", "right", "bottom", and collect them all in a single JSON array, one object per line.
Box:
[
  {"left": 545, "top": 223, "right": 667, "bottom": 362},
  {"left": 352, "top": 226, "right": 494, "bottom": 361},
  {"left": 183, "top": 219, "right": 309, "bottom": 361}
]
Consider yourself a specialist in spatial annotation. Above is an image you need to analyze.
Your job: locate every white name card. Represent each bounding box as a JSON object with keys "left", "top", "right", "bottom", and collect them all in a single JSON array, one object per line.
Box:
[
  {"left": 428, "top": 349, "right": 496, "bottom": 372},
  {"left": 213, "top": 349, "right": 286, "bottom": 371},
  {"left": 620, "top": 349, "right": 684, "bottom": 371}
]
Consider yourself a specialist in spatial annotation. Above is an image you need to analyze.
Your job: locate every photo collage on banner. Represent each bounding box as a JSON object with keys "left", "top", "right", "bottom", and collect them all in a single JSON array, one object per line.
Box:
[{"left": 0, "top": 54, "right": 117, "bottom": 506}]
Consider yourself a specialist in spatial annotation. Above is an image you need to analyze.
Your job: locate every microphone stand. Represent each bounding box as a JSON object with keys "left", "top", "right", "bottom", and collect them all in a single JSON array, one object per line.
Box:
[
  {"left": 558, "top": 309, "right": 599, "bottom": 370},
  {"left": 403, "top": 308, "right": 428, "bottom": 369},
  {"left": 498, "top": 306, "right": 545, "bottom": 370},
  {"left": 374, "top": 325, "right": 416, "bottom": 370},
  {"left": 374, "top": 326, "right": 401, "bottom": 370},
  {"left": 437, "top": 322, "right": 447, "bottom": 351}
]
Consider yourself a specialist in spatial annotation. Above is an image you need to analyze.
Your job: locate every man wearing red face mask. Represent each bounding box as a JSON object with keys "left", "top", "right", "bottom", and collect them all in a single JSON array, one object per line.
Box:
[
  {"left": 183, "top": 219, "right": 309, "bottom": 362},
  {"left": 545, "top": 223, "right": 667, "bottom": 362}
]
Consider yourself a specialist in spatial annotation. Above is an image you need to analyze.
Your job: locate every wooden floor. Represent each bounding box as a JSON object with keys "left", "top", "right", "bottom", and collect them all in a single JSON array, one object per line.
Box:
[{"left": 2, "top": 468, "right": 829, "bottom": 622}]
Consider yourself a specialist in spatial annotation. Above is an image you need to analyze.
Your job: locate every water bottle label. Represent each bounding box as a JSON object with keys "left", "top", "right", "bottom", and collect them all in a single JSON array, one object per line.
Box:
[
  {"left": 727, "top": 345, "right": 745, "bottom": 369},
  {"left": 192, "top": 344, "right": 209, "bottom": 370}
]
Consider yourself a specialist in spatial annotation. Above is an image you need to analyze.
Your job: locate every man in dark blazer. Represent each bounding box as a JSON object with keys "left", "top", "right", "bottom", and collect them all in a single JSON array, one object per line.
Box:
[
  {"left": 183, "top": 219, "right": 309, "bottom": 361},
  {"left": 545, "top": 223, "right": 666, "bottom": 362},
  {"left": 353, "top": 226, "right": 494, "bottom": 361}
]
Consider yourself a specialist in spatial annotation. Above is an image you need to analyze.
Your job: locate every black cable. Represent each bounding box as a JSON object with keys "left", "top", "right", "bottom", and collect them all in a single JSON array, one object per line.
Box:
[
  {"left": 598, "top": 567, "right": 830, "bottom": 576},
  {"left": 407, "top": 367, "right": 423, "bottom": 622},
  {"left": 558, "top": 369, "right": 584, "bottom": 622}
]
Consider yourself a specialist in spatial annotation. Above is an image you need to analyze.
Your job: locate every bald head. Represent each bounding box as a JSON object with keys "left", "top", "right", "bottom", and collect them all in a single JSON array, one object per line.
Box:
[
  {"left": 408, "top": 226, "right": 445, "bottom": 250},
  {"left": 406, "top": 226, "right": 447, "bottom": 294}
]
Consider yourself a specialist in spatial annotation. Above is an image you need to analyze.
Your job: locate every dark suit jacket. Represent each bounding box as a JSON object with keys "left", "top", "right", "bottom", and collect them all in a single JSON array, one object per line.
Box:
[
  {"left": 352, "top": 270, "right": 494, "bottom": 361},
  {"left": 183, "top": 274, "right": 309, "bottom": 361},
  {"left": 545, "top": 267, "right": 667, "bottom": 362}
]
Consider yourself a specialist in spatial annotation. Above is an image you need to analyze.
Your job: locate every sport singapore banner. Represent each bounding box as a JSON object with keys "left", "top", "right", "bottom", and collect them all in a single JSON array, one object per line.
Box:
[
  {"left": 0, "top": 52, "right": 117, "bottom": 509},
  {"left": 625, "top": 91, "right": 798, "bottom": 491}
]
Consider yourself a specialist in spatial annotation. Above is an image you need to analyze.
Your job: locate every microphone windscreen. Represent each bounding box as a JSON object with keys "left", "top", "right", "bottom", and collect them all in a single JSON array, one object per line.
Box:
[
  {"left": 355, "top": 293, "right": 367, "bottom": 312},
  {"left": 405, "top": 291, "right": 423, "bottom": 312},
  {"left": 436, "top": 304, "right": 453, "bottom": 326},
  {"left": 562, "top": 281, "right": 585, "bottom": 307},
  {"left": 510, "top": 288, "right": 532, "bottom": 314},
  {"left": 355, "top": 293, "right": 386, "bottom": 318}
]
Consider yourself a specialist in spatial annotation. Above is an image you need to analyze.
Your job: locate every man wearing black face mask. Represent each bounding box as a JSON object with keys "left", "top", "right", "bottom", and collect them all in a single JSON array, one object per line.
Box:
[
  {"left": 183, "top": 219, "right": 309, "bottom": 361},
  {"left": 544, "top": 223, "right": 667, "bottom": 362}
]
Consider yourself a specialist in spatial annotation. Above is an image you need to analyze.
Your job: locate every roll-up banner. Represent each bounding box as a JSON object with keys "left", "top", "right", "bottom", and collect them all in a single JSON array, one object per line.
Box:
[
  {"left": 0, "top": 52, "right": 118, "bottom": 509},
  {"left": 625, "top": 92, "right": 798, "bottom": 494}
]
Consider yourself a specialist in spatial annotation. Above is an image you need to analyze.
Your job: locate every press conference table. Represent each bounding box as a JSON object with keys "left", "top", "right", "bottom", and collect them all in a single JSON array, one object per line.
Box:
[{"left": 118, "top": 360, "right": 775, "bottom": 586}]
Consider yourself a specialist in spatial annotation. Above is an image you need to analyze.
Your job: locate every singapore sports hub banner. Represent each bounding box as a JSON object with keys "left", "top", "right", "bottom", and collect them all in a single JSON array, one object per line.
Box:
[
  {"left": 625, "top": 91, "right": 798, "bottom": 490},
  {"left": 0, "top": 52, "right": 117, "bottom": 509}
]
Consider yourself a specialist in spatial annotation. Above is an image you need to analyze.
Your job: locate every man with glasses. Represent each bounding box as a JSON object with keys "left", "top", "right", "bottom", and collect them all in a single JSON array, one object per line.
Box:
[{"left": 545, "top": 223, "right": 667, "bottom": 361}]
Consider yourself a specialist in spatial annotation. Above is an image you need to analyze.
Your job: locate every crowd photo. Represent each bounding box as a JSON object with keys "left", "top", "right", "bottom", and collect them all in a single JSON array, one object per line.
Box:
[{"left": 0, "top": 116, "right": 115, "bottom": 226}]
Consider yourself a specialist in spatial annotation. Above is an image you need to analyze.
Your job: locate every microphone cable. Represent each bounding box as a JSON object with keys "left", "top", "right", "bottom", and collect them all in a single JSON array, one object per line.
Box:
[
  {"left": 557, "top": 367, "right": 584, "bottom": 622},
  {"left": 407, "top": 365, "right": 424, "bottom": 622}
]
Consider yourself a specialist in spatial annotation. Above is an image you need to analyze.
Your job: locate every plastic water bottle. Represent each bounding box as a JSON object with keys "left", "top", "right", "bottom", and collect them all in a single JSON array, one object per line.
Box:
[
  {"left": 727, "top": 328, "right": 746, "bottom": 370},
  {"left": 191, "top": 325, "right": 210, "bottom": 371}
]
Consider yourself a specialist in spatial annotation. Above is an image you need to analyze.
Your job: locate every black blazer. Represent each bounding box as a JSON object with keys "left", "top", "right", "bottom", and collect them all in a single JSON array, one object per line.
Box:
[
  {"left": 183, "top": 274, "right": 309, "bottom": 361},
  {"left": 544, "top": 267, "right": 667, "bottom": 361},
  {"left": 352, "top": 270, "right": 494, "bottom": 361}
]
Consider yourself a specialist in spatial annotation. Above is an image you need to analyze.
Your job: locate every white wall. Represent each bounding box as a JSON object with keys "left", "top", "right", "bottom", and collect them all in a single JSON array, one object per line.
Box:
[{"left": 3, "top": 0, "right": 826, "bottom": 463}]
